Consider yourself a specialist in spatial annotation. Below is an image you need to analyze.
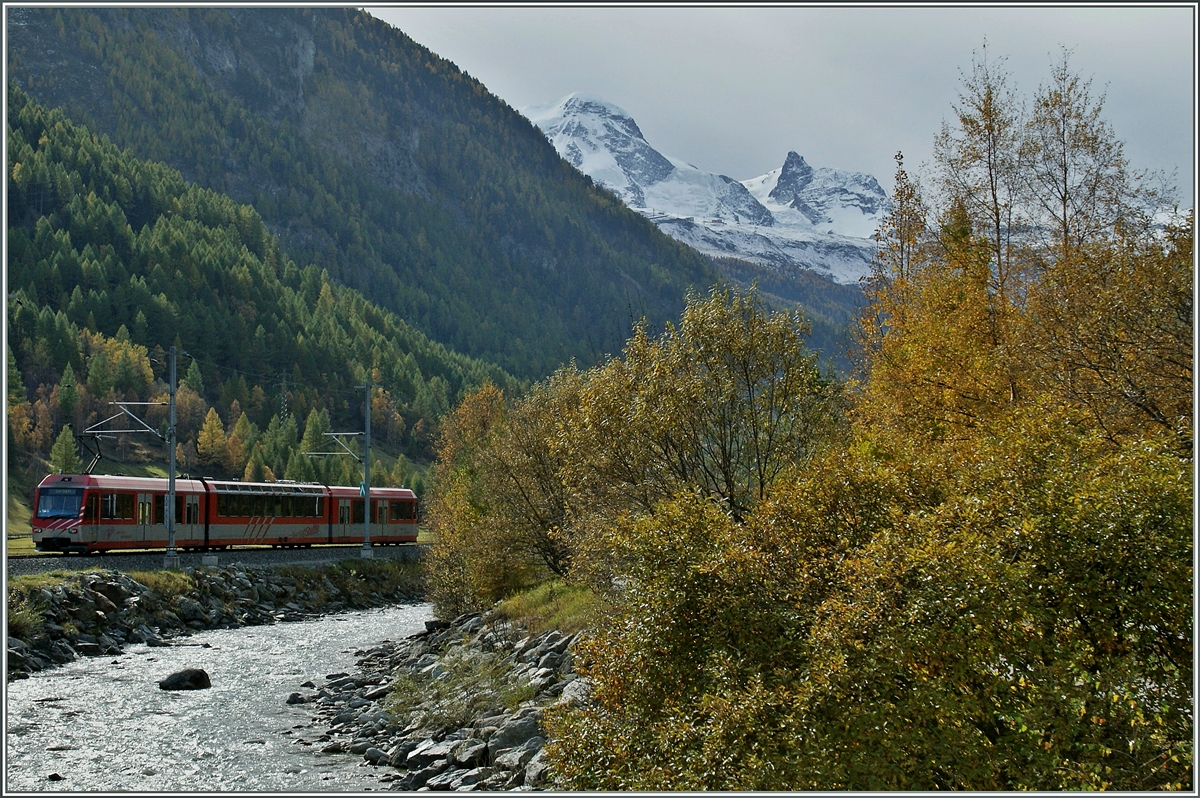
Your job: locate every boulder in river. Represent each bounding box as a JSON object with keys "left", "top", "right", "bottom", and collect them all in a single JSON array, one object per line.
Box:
[{"left": 158, "top": 668, "right": 211, "bottom": 690}]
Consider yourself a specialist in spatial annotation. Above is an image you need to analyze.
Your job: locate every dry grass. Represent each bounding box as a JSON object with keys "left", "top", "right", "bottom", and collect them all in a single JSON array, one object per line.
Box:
[
  {"left": 495, "top": 580, "right": 598, "bottom": 636},
  {"left": 6, "top": 490, "right": 35, "bottom": 556},
  {"left": 126, "top": 569, "right": 195, "bottom": 600}
]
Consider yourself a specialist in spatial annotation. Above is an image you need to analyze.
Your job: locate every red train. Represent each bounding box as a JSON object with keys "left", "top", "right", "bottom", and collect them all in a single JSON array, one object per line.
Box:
[{"left": 31, "top": 473, "right": 419, "bottom": 554}]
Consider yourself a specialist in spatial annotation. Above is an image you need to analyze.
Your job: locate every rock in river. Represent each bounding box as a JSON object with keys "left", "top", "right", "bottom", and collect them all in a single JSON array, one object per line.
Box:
[{"left": 158, "top": 668, "right": 212, "bottom": 691}]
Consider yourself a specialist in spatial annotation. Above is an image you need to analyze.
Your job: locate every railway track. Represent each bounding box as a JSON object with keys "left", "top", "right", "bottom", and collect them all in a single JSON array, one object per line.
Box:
[{"left": 5, "top": 543, "right": 426, "bottom": 578}]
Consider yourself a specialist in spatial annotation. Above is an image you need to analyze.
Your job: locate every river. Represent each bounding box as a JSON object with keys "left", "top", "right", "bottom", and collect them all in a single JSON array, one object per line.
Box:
[{"left": 5, "top": 603, "right": 433, "bottom": 793}]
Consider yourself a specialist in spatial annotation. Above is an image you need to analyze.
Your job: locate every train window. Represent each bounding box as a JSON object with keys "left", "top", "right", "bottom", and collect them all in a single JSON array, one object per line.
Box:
[
  {"left": 100, "top": 493, "right": 135, "bottom": 520},
  {"left": 390, "top": 500, "right": 414, "bottom": 521},
  {"left": 175, "top": 496, "right": 186, "bottom": 525},
  {"left": 154, "top": 495, "right": 165, "bottom": 524},
  {"left": 315, "top": 497, "right": 324, "bottom": 517},
  {"left": 251, "top": 495, "right": 264, "bottom": 517},
  {"left": 217, "top": 494, "right": 232, "bottom": 517},
  {"left": 351, "top": 500, "right": 364, "bottom": 525},
  {"left": 36, "top": 487, "right": 84, "bottom": 518}
]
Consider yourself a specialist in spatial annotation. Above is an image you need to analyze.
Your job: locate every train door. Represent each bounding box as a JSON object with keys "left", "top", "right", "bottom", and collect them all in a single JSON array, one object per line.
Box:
[
  {"left": 338, "top": 499, "right": 351, "bottom": 540},
  {"left": 82, "top": 491, "right": 101, "bottom": 545},
  {"left": 137, "top": 493, "right": 154, "bottom": 543},
  {"left": 183, "top": 494, "right": 201, "bottom": 546},
  {"left": 375, "top": 499, "right": 389, "bottom": 542}
]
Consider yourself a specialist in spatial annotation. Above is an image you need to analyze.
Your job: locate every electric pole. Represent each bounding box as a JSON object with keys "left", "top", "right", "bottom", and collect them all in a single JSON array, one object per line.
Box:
[
  {"left": 358, "top": 375, "right": 373, "bottom": 559},
  {"left": 164, "top": 346, "right": 179, "bottom": 568}
]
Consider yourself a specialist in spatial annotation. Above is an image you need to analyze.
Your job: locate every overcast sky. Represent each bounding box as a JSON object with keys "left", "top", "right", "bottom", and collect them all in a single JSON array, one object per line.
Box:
[{"left": 366, "top": 5, "right": 1195, "bottom": 208}]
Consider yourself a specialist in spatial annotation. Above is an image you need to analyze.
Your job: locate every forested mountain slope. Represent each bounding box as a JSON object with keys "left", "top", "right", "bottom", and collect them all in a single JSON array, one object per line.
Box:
[
  {"left": 7, "top": 87, "right": 519, "bottom": 494},
  {"left": 7, "top": 6, "right": 719, "bottom": 378}
]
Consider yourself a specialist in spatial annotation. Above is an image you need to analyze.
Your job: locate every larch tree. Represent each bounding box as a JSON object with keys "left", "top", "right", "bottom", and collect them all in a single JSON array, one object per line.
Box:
[{"left": 195, "top": 406, "right": 229, "bottom": 472}]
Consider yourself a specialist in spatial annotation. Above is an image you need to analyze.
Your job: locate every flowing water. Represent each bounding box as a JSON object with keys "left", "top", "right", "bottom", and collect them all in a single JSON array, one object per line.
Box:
[{"left": 5, "top": 603, "right": 433, "bottom": 793}]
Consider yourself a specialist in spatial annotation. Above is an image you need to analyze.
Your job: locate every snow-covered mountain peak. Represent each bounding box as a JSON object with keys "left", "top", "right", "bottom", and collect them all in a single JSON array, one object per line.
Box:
[
  {"left": 526, "top": 93, "right": 890, "bottom": 284},
  {"left": 526, "top": 92, "right": 674, "bottom": 207},
  {"left": 769, "top": 151, "right": 815, "bottom": 205}
]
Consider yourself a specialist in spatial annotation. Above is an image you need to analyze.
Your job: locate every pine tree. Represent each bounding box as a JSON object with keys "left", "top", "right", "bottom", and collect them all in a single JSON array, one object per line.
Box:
[
  {"left": 57, "top": 362, "right": 78, "bottom": 425},
  {"left": 48, "top": 425, "right": 83, "bottom": 473},
  {"left": 243, "top": 446, "right": 267, "bottom": 483},
  {"left": 182, "top": 360, "right": 205, "bottom": 395}
]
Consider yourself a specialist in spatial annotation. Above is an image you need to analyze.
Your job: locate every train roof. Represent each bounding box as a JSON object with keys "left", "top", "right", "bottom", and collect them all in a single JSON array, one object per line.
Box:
[
  {"left": 36, "top": 473, "right": 416, "bottom": 500},
  {"left": 326, "top": 484, "right": 416, "bottom": 499},
  {"left": 206, "top": 479, "right": 326, "bottom": 495},
  {"left": 36, "top": 473, "right": 207, "bottom": 491}
]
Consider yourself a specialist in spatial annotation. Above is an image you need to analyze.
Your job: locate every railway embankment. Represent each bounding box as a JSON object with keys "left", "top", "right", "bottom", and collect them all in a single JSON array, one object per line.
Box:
[
  {"left": 6, "top": 559, "right": 424, "bottom": 678},
  {"left": 288, "top": 610, "right": 587, "bottom": 790}
]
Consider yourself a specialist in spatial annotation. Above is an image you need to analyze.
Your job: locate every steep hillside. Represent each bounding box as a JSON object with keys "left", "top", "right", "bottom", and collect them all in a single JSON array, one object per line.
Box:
[
  {"left": 7, "top": 7, "right": 719, "bottom": 378},
  {"left": 7, "top": 88, "right": 519, "bottom": 497}
]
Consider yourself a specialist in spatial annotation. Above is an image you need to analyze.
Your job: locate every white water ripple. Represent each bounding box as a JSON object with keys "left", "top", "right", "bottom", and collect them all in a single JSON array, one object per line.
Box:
[{"left": 5, "top": 603, "right": 433, "bottom": 793}]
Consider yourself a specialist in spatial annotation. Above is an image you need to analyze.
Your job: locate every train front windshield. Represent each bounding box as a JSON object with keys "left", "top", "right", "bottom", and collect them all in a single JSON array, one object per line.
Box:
[{"left": 36, "top": 487, "right": 84, "bottom": 519}]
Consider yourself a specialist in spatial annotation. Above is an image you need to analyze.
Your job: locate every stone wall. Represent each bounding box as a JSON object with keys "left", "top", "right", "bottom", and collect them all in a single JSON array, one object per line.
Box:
[{"left": 7, "top": 562, "right": 423, "bottom": 678}]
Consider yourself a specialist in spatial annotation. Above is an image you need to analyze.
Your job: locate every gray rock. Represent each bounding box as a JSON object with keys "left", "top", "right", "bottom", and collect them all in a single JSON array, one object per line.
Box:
[
  {"left": 423, "top": 767, "right": 463, "bottom": 790},
  {"left": 387, "top": 739, "right": 422, "bottom": 768},
  {"left": 453, "top": 739, "right": 489, "bottom": 768},
  {"left": 364, "top": 746, "right": 388, "bottom": 765},
  {"left": 89, "top": 581, "right": 126, "bottom": 605},
  {"left": 88, "top": 590, "right": 119, "bottom": 615},
  {"left": 524, "top": 748, "right": 551, "bottom": 788},
  {"left": 48, "top": 640, "right": 76, "bottom": 664},
  {"left": 158, "top": 668, "right": 211, "bottom": 691},
  {"left": 75, "top": 642, "right": 102, "bottom": 657},
  {"left": 175, "top": 597, "right": 207, "bottom": 622},
  {"left": 398, "top": 760, "right": 449, "bottom": 790},
  {"left": 452, "top": 766, "right": 493, "bottom": 789},
  {"left": 363, "top": 683, "right": 390, "bottom": 701},
  {"left": 406, "top": 737, "right": 457, "bottom": 770},
  {"left": 493, "top": 735, "right": 544, "bottom": 771},
  {"left": 555, "top": 677, "right": 592, "bottom": 708},
  {"left": 285, "top": 692, "right": 308, "bottom": 705},
  {"left": 487, "top": 712, "right": 541, "bottom": 760}
]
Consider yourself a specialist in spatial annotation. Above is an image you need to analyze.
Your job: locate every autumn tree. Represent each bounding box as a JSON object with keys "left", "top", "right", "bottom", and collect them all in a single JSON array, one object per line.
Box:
[
  {"left": 548, "top": 45, "right": 1192, "bottom": 792},
  {"left": 425, "top": 382, "right": 545, "bottom": 616},
  {"left": 195, "top": 406, "right": 229, "bottom": 472},
  {"left": 564, "top": 287, "right": 841, "bottom": 529}
]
